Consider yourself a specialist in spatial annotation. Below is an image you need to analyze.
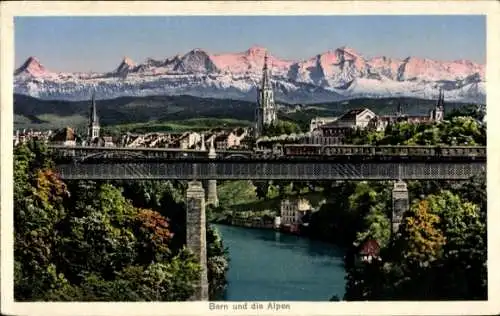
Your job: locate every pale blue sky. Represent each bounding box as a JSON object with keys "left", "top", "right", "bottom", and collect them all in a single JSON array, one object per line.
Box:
[{"left": 15, "top": 15, "right": 485, "bottom": 72}]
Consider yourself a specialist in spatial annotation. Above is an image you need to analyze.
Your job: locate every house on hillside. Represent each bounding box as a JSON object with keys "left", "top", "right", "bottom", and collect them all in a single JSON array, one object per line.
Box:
[
  {"left": 177, "top": 132, "right": 201, "bottom": 149},
  {"left": 317, "top": 108, "right": 377, "bottom": 143},
  {"left": 368, "top": 91, "right": 446, "bottom": 131},
  {"left": 310, "top": 116, "right": 338, "bottom": 132},
  {"left": 211, "top": 128, "right": 249, "bottom": 150},
  {"left": 355, "top": 238, "right": 381, "bottom": 265}
]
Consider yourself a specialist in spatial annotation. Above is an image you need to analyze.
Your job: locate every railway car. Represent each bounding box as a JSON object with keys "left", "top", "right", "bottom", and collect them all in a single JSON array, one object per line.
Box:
[{"left": 284, "top": 144, "right": 322, "bottom": 156}]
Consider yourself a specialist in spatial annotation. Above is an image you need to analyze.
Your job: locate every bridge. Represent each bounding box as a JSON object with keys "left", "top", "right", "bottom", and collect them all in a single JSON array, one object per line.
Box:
[
  {"left": 48, "top": 144, "right": 486, "bottom": 301},
  {"left": 50, "top": 144, "right": 485, "bottom": 181}
]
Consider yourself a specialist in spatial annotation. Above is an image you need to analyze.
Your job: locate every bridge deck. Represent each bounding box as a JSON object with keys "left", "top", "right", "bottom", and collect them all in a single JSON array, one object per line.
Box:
[{"left": 54, "top": 160, "right": 485, "bottom": 181}]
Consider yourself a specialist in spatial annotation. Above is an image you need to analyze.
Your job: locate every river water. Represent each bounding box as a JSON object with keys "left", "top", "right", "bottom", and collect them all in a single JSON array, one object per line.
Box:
[{"left": 213, "top": 224, "right": 346, "bottom": 301}]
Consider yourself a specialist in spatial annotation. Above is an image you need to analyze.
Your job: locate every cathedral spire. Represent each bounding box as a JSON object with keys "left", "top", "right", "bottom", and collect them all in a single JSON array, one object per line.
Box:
[
  {"left": 261, "top": 53, "right": 270, "bottom": 89},
  {"left": 91, "top": 90, "right": 98, "bottom": 124},
  {"left": 255, "top": 52, "right": 277, "bottom": 137},
  {"left": 396, "top": 102, "right": 403, "bottom": 116},
  {"left": 437, "top": 88, "right": 445, "bottom": 109},
  {"left": 88, "top": 90, "right": 100, "bottom": 144}
]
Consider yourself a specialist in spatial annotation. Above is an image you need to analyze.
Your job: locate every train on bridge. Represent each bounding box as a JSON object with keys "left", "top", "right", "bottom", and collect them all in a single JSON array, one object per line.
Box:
[
  {"left": 49, "top": 143, "right": 486, "bottom": 163},
  {"left": 254, "top": 143, "right": 486, "bottom": 160}
]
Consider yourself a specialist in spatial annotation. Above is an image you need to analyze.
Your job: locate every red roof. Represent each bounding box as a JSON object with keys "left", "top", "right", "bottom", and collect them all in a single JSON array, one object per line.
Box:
[{"left": 358, "top": 239, "right": 380, "bottom": 256}]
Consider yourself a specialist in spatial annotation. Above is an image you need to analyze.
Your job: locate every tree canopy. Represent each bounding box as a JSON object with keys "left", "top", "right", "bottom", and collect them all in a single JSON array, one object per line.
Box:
[
  {"left": 14, "top": 140, "right": 228, "bottom": 301},
  {"left": 339, "top": 114, "right": 487, "bottom": 300}
]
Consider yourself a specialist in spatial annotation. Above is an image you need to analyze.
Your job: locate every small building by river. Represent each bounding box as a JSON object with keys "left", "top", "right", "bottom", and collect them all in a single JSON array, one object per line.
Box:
[
  {"left": 280, "top": 198, "right": 312, "bottom": 233},
  {"left": 355, "top": 238, "right": 381, "bottom": 265}
]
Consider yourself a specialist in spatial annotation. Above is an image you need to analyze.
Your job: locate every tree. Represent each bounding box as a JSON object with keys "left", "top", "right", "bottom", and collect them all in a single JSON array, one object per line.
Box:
[
  {"left": 14, "top": 141, "right": 205, "bottom": 301},
  {"left": 427, "top": 191, "right": 487, "bottom": 299},
  {"left": 206, "top": 225, "right": 229, "bottom": 299},
  {"left": 14, "top": 143, "right": 69, "bottom": 300},
  {"left": 262, "top": 120, "right": 301, "bottom": 137},
  {"left": 396, "top": 199, "right": 446, "bottom": 266}
]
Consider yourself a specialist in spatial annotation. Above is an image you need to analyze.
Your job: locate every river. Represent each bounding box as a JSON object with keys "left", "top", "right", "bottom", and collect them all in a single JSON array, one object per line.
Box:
[{"left": 213, "top": 224, "right": 346, "bottom": 301}]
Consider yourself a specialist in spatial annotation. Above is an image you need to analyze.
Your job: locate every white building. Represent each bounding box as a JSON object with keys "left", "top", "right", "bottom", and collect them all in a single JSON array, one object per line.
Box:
[
  {"left": 280, "top": 198, "right": 312, "bottom": 227},
  {"left": 310, "top": 116, "right": 338, "bottom": 132}
]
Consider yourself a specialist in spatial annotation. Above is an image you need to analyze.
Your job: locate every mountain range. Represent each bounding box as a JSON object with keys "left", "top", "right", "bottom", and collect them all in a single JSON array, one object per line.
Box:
[{"left": 14, "top": 46, "right": 486, "bottom": 104}]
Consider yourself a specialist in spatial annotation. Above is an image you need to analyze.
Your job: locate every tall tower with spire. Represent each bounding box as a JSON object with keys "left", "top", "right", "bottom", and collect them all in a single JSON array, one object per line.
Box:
[
  {"left": 434, "top": 88, "right": 445, "bottom": 121},
  {"left": 396, "top": 102, "right": 403, "bottom": 117},
  {"left": 255, "top": 53, "right": 277, "bottom": 136},
  {"left": 88, "top": 91, "right": 100, "bottom": 144}
]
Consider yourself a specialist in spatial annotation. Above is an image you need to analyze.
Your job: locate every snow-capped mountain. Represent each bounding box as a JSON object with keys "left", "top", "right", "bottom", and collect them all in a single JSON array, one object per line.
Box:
[{"left": 14, "top": 45, "right": 486, "bottom": 104}]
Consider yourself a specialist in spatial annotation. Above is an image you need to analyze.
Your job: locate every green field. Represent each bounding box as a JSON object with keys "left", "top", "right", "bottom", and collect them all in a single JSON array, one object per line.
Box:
[
  {"left": 216, "top": 180, "right": 325, "bottom": 214},
  {"left": 105, "top": 118, "right": 253, "bottom": 134}
]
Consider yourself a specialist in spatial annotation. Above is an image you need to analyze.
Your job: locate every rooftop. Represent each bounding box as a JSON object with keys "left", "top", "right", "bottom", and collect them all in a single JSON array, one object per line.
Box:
[{"left": 358, "top": 238, "right": 381, "bottom": 256}]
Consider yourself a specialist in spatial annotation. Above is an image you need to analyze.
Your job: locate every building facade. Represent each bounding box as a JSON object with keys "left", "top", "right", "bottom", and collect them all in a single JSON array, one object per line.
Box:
[
  {"left": 370, "top": 89, "right": 446, "bottom": 131},
  {"left": 317, "top": 108, "right": 378, "bottom": 143},
  {"left": 51, "top": 127, "right": 77, "bottom": 147},
  {"left": 280, "top": 198, "right": 312, "bottom": 231},
  {"left": 309, "top": 117, "right": 338, "bottom": 132},
  {"left": 255, "top": 53, "right": 277, "bottom": 137}
]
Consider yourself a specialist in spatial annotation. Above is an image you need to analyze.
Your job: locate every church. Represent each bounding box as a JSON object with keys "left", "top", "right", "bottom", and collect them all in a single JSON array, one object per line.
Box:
[
  {"left": 315, "top": 89, "right": 446, "bottom": 142},
  {"left": 255, "top": 53, "right": 277, "bottom": 137},
  {"left": 83, "top": 92, "right": 114, "bottom": 147},
  {"left": 368, "top": 89, "right": 446, "bottom": 131}
]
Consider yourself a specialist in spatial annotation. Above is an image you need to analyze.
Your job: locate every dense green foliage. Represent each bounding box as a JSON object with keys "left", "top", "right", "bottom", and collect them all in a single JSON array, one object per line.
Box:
[
  {"left": 345, "top": 116, "right": 486, "bottom": 146},
  {"left": 103, "top": 118, "right": 252, "bottom": 136},
  {"left": 262, "top": 120, "right": 302, "bottom": 137},
  {"left": 14, "top": 141, "right": 228, "bottom": 301},
  {"left": 310, "top": 117, "right": 487, "bottom": 300},
  {"left": 342, "top": 182, "right": 486, "bottom": 300}
]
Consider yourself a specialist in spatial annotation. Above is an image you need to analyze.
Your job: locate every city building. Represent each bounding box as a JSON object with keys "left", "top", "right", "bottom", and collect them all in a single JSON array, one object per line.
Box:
[
  {"left": 14, "top": 129, "right": 53, "bottom": 146},
  {"left": 177, "top": 132, "right": 201, "bottom": 149},
  {"left": 370, "top": 90, "right": 446, "bottom": 131},
  {"left": 309, "top": 116, "right": 338, "bottom": 132},
  {"left": 50, "top": 127, "right": 78, "bottom": 146},
  {"left": 317, "top": 108, "right": 377, "bottom": 143},
  {"left": 213, "top": 127, "right": 249, "bottom": 150},
  {"left": 280, "top": 198, "right": 312, "bottom": 232},
  {"left": 255, "top": 53, "right": 277, "bottom": 137},
  {"left": 310, "top": 90, "right": 447, "bottom": 142}
]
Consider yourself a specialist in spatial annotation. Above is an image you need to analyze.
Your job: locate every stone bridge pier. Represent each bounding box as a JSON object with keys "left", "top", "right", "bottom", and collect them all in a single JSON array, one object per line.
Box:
[
  {"left": 185, "top": 180, "right": 209, "bottom": 301},
  {"left": 391, "top": 179, "right": 409, "bottom": 236},
  {"left": 206, "top": 138, "right": 218, "bottom": 207}
]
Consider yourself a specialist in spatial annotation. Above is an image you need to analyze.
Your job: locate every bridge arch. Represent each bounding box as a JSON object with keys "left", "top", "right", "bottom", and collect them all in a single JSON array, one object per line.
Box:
[
  {"left": 224, "top": 153, "right": 251, "bottom": 160},
  {"left": 78, "top": 151, "right": 148, "bottom": 162}
]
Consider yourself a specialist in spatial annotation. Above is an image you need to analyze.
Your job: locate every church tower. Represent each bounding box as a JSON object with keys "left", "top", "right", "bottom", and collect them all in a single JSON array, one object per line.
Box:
[
  {"left": 395, "top": 102, "right": 403, "bottom": 117},
  {"left": 432, "top": 88, "right": 445, "bottom": 121},
  {"left": 87, "top": 91, "right": 100, "bottom": 144},
  {"left": 255, "top": 53, "right": 277, "bottom": 137}
]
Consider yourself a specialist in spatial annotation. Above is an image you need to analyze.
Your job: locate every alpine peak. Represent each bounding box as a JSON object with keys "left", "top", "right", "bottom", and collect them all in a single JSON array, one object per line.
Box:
[
  {"left": 13, "top": 46, "right": 486, "bottom": 104},
  {"left": 14, "top": 56, "right": 48, "bottom": 77}
]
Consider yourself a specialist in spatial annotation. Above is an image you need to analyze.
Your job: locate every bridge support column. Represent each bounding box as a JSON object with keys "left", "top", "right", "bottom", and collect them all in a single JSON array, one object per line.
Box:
[
  {"left": 207, "top": 180, "right": 219, "bottom": 207},
  {"left": 392, "top": 180, "right": 409, "bottom": 237},
  {"left": 206, "top": 138, "right": 218, "bottom": 207},
  {"left": 185, "top": 181, "right": 209, "bottom": 301}
]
